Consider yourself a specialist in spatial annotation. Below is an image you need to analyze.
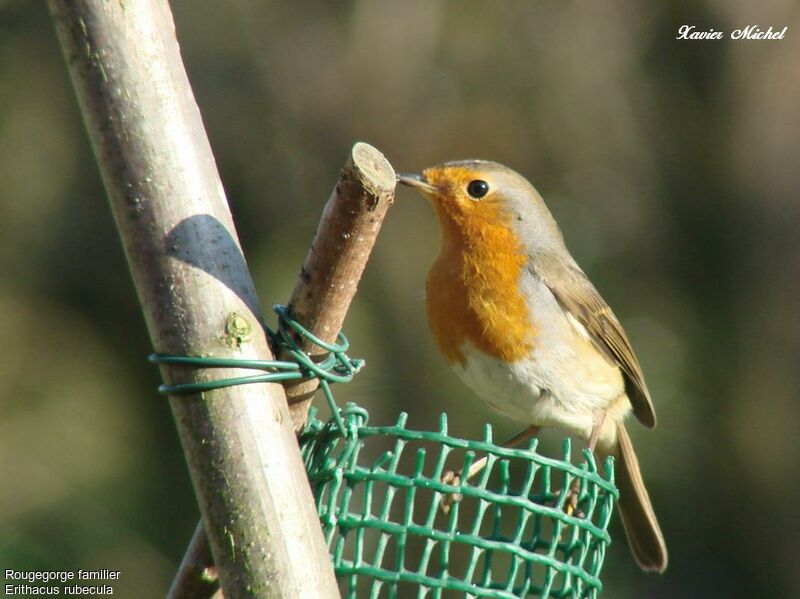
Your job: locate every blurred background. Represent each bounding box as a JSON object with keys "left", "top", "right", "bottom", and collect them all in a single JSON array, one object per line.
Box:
[{"left": 2, "top": 1, "right": 799, "bottom": 597}]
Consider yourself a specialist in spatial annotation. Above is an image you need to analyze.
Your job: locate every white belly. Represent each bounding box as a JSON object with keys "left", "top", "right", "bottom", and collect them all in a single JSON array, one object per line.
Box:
[
  {"left": 452, "top": 338, "right": 630, "bottom": 444},
  {"left": 439, "top": 266, "right": 632, "bottom": 446}
]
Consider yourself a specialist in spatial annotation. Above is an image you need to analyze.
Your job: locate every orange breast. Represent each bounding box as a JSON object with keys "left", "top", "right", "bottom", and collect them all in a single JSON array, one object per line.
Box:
[{"left": 426, "top": 203, "right": 535, "bottom": 365}]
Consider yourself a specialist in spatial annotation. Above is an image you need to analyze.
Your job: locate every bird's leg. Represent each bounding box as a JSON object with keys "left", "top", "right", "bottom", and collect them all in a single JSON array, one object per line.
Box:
[
  {"left": 587, "top": 411, "right": 606, "bottom": 453},
  {"left": 441, "top": 425, "right": 540, "bottom": 514},
  {"left": 564, "top": 410, "right": 608, "bottom": 516}
]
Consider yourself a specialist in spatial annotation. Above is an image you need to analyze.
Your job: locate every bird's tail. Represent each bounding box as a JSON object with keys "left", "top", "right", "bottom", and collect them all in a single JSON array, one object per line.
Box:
[{"left": 604, "top": 423, "right": 668, "bottom": 573}]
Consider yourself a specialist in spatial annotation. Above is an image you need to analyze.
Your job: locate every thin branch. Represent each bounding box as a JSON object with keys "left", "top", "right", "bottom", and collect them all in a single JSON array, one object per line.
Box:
[
  {"left": 48, "top": 2, "right": 340, "bottom": 597},
  {"left": 167, "top": 521, "right": 221, "bottom": 599},
  {"left": 285, "top": 142, "right": 396, "bottom": 430}
]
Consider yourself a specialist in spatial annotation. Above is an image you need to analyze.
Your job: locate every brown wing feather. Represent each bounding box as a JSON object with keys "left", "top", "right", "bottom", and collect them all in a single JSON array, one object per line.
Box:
[{"left": 529, "top": 254, "right": 656, "bottom": 428}]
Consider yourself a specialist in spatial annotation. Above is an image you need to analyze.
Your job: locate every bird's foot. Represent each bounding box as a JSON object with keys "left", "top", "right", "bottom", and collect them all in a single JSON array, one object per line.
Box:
[
  {"left": 561, "top": 478, "right": 585, "bottom": 518},
  {"left": 440, "top": 470, "right": 463, "bottom": 514}
]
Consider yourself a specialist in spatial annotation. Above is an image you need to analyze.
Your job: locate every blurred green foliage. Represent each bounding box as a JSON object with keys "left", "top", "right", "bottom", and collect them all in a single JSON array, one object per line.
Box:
[{"left": 1, "top": 1, "right": 799, "bottom": 597}]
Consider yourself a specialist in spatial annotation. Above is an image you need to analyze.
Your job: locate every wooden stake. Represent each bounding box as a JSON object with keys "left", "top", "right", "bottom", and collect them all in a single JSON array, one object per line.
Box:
[{"left": 48, "top": 2, "right": 342, "bottom": 597}]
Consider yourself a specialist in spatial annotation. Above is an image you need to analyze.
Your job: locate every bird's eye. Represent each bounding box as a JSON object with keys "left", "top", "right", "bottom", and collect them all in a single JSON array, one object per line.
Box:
[{"left": 466, "top": 180, "right": 489, "bottom": 199}]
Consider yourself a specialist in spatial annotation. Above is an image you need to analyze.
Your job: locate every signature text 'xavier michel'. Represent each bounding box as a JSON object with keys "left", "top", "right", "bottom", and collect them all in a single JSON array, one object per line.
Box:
[{"left": 677, "top": 25, "right": 788, "bottom": 40}]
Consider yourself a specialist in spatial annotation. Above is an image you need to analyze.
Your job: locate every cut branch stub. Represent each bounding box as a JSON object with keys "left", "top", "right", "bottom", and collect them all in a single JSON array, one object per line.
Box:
[{"left": 284, "top": 142, "right": 396, "bottom": 430}]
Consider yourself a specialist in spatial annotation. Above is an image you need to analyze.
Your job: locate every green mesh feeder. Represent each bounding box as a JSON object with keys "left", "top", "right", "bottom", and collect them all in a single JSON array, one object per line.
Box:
[
  {"left": 152, "top": 306, "right": 618, "bottom": 597},
  {"left": 301, "top": 406, "right": 618, "bottom": 598}
]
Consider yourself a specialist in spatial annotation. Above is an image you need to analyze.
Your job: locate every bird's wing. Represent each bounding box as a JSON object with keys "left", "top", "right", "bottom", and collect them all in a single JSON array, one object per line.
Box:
[{"left": 528, "top": 253, "right": 656, "bottom": 428}]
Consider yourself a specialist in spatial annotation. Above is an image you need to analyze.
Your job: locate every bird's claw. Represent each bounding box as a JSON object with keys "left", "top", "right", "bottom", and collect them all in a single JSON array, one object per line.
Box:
[
  {"left": 440, "top": 470, "right": 463, "bottom": 514},
  {"left": 562, "top": 480, "right": 585, "bottom": 518}
]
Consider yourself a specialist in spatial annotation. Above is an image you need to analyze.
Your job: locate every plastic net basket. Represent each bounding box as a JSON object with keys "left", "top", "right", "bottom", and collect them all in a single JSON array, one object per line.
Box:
[{"left": 300, "top": 405, "right": 618, "bottom": 598}]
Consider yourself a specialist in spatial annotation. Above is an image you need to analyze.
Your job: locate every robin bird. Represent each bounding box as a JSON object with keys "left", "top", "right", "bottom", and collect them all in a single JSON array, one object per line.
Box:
[{"left": 397, "top": 160, "right": 668, "bottom": 573}]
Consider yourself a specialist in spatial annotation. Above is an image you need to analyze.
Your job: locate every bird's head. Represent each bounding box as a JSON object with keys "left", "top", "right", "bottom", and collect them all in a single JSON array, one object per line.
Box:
[{"left": 397, "top": 160, "right": 564, "bottom": 254}]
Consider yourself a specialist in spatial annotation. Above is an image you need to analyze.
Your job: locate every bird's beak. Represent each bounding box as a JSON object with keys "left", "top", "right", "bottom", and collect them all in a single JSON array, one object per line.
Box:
[{"left": 396, "top": 173, "right": 438, "bottom": 194}]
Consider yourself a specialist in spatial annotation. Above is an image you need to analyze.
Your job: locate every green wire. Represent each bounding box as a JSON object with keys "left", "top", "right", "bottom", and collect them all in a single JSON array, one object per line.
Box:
[{"left": 149, "top": 304, "right": 364, "bottom": 437}]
